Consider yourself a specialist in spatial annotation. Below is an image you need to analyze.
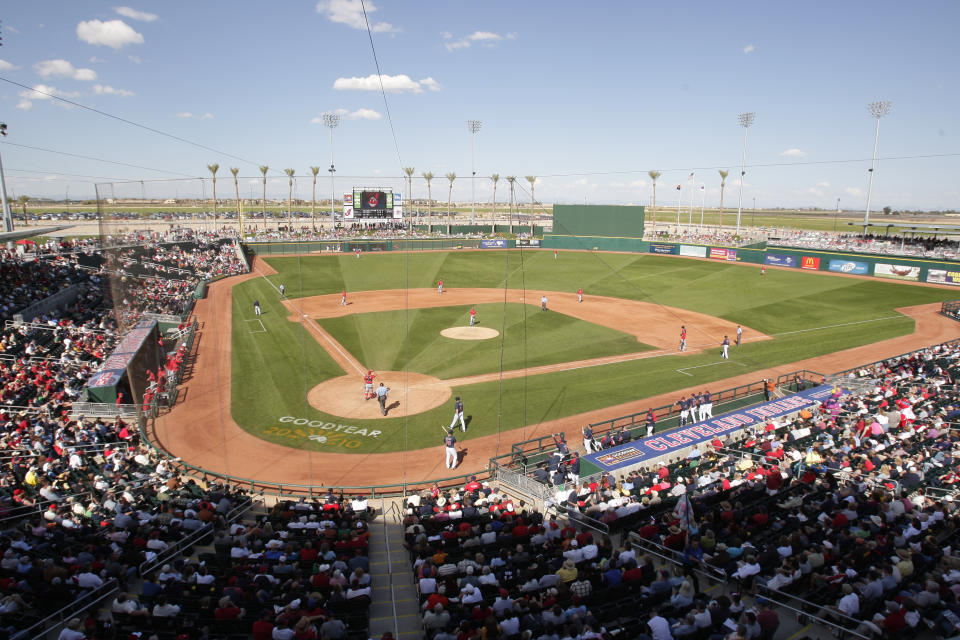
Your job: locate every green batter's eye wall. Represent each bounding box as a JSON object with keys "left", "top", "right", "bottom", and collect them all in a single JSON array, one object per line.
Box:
[{"left": 550, "top": 204, "right": 646, "bottom": 239}]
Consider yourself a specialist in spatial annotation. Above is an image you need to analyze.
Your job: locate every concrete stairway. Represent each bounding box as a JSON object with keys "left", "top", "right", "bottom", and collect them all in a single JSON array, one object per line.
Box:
[{"left": 367, "top": 512, "right": 422, "bottom": 639}]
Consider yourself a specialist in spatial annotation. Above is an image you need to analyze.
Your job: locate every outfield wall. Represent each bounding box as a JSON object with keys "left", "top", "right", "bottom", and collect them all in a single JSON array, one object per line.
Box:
[{"left": 245, "top": 238, "right": 499, "bottom": 255}]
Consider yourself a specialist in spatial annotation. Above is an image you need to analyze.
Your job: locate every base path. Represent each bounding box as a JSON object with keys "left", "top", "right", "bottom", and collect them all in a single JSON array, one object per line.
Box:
[
  {"left": 151, "top": 260, "right": 959, "bottom": 488},
  {"left": 282, "top": 287, "right": 767, "bottom": 352}
]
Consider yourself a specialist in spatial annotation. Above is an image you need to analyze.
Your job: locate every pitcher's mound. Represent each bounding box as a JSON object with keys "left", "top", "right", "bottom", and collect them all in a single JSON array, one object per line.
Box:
[
  {"left": 307, "top": 371, "right": 451, "bottom": 419},
  {"left": 441, "top": 326, "right": 499, "bottom": 340}
]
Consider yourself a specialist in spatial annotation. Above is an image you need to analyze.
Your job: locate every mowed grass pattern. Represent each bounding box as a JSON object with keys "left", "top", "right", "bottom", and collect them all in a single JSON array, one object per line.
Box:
[
  {"left": 317, "top": 303, "right": 653, "bottom": 380},
  {"left": 226, "top": 251, "right": 957, "bottom": 453}
]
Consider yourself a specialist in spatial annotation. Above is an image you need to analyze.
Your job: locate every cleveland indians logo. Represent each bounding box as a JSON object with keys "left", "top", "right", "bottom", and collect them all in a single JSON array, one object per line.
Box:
[{"left": 367, "top": 194, "right": 380, "bottom": 208}]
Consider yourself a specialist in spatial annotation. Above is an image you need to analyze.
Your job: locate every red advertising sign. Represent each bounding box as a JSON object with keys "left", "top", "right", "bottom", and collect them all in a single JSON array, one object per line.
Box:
[
  {"left": 709, "top": 248, "right": 728, "bottom": 260},
  {"left": 801, "top": 256, "right": 820, "bottom": 270}
]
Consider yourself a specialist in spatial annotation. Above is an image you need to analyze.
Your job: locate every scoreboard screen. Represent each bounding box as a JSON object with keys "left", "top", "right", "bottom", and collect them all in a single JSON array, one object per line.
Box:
[{"left": 354, "top": 189, "right": 393, "bottom": 218}]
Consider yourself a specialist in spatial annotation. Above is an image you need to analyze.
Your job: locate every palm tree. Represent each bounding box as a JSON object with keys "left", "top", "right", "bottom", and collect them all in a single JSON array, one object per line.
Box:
[
  {"left": 422, "top": 171, "right": 434, "bottom": 232},
  {"left": 207, "top": 163, "right": 219, "bottom": 231},
  {"left": 309, "top": 167, "right": 320, "bottom": 231},
  {"left": 506, "top": 176, "right": 516, "bottom": 232},
  {"left": 284, "top": 168, "right": 295, "bottom": 230},
  {"left": 230, "top": 167, "right": 241, "bottom": 236},
  {"left": 403, "top": 167, "right": 415, "bottom": 228},
  {"left": 16, "top": 195, "right": 29, "bottom": 217},
  {"left": 259, "top": 165, "right": 269, "bottom": 227},
  {"left": 525, "top": 176, "right": 536, "bottom": 230},
  {"left": 490, "top": 174, "right": 500, "bottom": 223},
  {"left": 445, "top": 173, "right": 456, "bottom": 228},
  {"left": 648, "top": 170, "right": 661, "bottom": 231},
  {"left": 718, "top": 169, "right": 729, "bottom": 229}
]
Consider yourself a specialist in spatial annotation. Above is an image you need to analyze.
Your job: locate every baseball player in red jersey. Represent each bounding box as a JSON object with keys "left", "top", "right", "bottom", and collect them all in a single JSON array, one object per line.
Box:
[
  {"left": 437, "top": 279, "right": 444, "bottom": 294},
  {"left": 577, "top": 288, "right": 583, "bottom": 303},
  {"left": 340, "top": 290, "right": 347, "bottom": 306},
  {"left": 363, "top": 370, "right": 375, "bottom": 400},
  {"left": 469, "top": 308, "right": 476, "bottom": 326},
  {"left": 761, "top": 265, "right": 766, "bottom": 276},
  {"left": 679, "top": 325, "right": 687, "bottom": 352}
]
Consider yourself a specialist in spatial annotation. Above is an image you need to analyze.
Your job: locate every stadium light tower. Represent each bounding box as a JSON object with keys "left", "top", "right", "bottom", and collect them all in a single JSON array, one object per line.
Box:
[
  {"left": 863, "top": 100, "right": 891, "bottom": 235},
  {"left": 735, "top": 111, "right": 755, "bottom": 236},
  {"left": 323, "top": 112, "right": 341, "bottom": 223},
  {"left": 467, "top": 120, "right": 482, "bottom": 224},
  {"left": 0, "top": 123, "right": 12, "bottom": 232}
]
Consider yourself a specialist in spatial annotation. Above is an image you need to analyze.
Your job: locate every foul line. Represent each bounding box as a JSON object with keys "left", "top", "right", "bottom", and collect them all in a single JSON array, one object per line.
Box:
[
  {"left": 254, "top": 265, "right": 365, "bottom": 375},
  {"left": 770, "top": 314, "right": 905, "bottom": 337},
  {"left": 676, "top": 360, "right": 747, "bottom": 377},
  {"left": 244, "top": 319, "right": 266, "bottom": 334}
]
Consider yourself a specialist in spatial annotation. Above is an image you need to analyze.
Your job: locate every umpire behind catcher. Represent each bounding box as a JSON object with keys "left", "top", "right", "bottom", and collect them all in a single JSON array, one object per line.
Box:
[{"left": 376, "top": 383, "right": 391, "bottom": 416}]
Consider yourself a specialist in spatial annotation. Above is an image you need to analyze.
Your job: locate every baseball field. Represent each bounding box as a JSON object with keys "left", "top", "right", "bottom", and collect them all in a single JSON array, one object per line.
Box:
[{"left": 210, "top": 249, "right": 955, "bottom": 459}]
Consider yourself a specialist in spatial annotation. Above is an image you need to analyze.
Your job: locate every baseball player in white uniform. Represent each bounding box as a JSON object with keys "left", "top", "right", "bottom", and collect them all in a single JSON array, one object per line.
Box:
[{"left": 443, "top": 428, "right": 458, "bottom": 469}]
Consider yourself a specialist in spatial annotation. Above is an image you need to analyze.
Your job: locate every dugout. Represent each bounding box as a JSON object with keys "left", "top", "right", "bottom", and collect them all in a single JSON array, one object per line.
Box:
[
  {"left": 542, "top": 205, "right": 646, "bottom": 252},
  {"left": 84, "top": 319, "right": 163, "bottom": 404}
]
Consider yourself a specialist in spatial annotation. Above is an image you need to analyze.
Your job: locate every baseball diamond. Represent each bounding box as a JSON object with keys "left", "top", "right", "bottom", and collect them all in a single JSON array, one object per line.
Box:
[{"left": 151, "top": 249, "right": 960, "bottom": 487}]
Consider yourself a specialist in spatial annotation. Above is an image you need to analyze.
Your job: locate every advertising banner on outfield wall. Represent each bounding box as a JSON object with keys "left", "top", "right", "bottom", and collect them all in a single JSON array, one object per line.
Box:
[
  {"left": 517, "top": 238, "right": 541, "bottom": 247},
  {"left": 927, "top": 269, "right": 960, "bottom": 286},
  {"left": 480, "top": 239, "right": 507, "bottom": 249},
  {"left": 679, "top": 244, "right": 707, "bottom": 258},
  {"left": 801, "top": 256, "right": 821, "bottom": 270},
  {"left": 764, "top": 254, "right": 797, "bottom": 268},
  {"left": 875, "top": 262, "right": 920, "bottom": 281},
  {"left": 709, "top": 248, "right": 728, "bottom": 260},
  {"left": 828, "top": 259, "right": 869, "bottom": 275},
  {"left": 649, "top": 243, "right": 679, "bottom": 255}
]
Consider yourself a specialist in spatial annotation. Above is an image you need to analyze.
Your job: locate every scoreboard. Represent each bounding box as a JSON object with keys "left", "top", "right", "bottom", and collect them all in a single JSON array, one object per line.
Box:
[{"left": 343, "top": 188, "right": 402, "bottom": 221}]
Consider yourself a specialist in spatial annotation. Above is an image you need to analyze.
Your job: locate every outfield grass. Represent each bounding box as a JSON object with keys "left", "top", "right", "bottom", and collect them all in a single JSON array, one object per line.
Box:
[
  {"left": 228, "top": 251, "right": 957, "bottom": 454},
  {"left": 316, "top": 303, "right": 653, "bottom": 380}
]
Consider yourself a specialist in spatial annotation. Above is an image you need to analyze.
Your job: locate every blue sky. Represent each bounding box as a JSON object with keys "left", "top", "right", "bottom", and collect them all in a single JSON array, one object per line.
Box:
[{"left": 1, "top": 0, "right": 958, "bottom": 210}]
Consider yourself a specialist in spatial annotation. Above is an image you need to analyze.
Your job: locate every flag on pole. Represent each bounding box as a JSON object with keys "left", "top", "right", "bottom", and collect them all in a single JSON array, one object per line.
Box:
[{"left": 688, "top": 172, "right": 695, "bottom": 181}]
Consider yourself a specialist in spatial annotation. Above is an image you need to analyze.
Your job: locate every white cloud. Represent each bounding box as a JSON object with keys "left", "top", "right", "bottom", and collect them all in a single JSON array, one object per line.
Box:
[
  {"left": 16, "top": 84, "right": 79, "bottom": 110},
  {"left": 743, "top": 44, "right": 756, "bottom": 54},
  {"left": 114, "top": 6, "right": 158, "bottom": 22},
  {"left": 346, "top": 108, "right": 381, "bottom": 120},
  {"left": 807, "top": 187, "right": 826, "bottom": 198},
  {"left": 89, "top": 56, "right": 107, "bottom": 64},
  {"left": 93, "top": 84, "right": 134, "bottom": 97},
  {"left": 844, "top": 187, "right": 863, "bottom": 197},
  {"left": 0, "top": 59, "right": 17, "bottom": 71},
  {"left": 310, "top": 108, "right": 382, "bottom": 123},
  {"left": 76, "top": 19, "right": 144, "bottom": 49},
  {"left": 816, "top": 181, "right": 831, "bottom": 188},
  {"left": 444, "top": 30, "right": 515, "bottom": 51},
  {"left": 779, "top": 148, "right": 807, "bottom": 159},
  {"left": 5, "top": 25, "right": 20, "bottom": 35},
  {"left": 34, "top": 59, "right": 98, "bottom": 81},
  {"left": 176, "top": 112, "right": 213, "bottom": 119},
  {"left": 333, "top": 73, "right": 438, "bottom": 93},
  {"left": 128, "top": 55, "right": 141, "bottom": 63},
  {"left": 316, "top": 0, "right": 398, "bottom": 33}
]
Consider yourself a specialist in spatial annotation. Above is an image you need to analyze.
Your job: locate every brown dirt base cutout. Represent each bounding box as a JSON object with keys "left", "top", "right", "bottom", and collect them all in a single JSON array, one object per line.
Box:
[{"left": 307, "top": 371, "right": 451, "bottom": 419}]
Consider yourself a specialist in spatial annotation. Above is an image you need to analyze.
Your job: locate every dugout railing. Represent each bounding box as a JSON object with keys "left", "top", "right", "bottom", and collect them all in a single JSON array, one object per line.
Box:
[
  {"left": 501, "top": 369, "right": 824, "bottom": 471},
  {"left": 940, "top": 300, "right": 960, "bottom": 321}
]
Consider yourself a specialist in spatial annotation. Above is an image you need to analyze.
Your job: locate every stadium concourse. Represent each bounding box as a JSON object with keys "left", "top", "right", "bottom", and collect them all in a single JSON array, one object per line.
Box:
[{"left": 2, "top": 227, "right": 960, "bottom": 640}]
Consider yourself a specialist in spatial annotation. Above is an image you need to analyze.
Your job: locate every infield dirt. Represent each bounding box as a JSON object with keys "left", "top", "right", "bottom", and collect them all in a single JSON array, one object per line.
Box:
[{"left": 150, "top": 257, "right": 959, "bottom": 488}]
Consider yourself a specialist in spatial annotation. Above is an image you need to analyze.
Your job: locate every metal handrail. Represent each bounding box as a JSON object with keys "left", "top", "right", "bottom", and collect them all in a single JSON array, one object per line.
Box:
[
  {"left": 20, "top": 578, "right": 119, "bottom": 640},
  {"left": 754, "top": 583, "right": 871, "bottom": 640},
  {"left": 627, "top": 531, "right": 727, "bottom": 584},
  {"left": 138, "top": 523, "right": 214, "bottom": 577}
]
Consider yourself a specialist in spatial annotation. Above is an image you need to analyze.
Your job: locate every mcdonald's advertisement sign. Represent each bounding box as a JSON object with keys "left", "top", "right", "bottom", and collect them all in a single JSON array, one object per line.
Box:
[{"left": 800, "top": 256, "right": 821, "bottom": 270}]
